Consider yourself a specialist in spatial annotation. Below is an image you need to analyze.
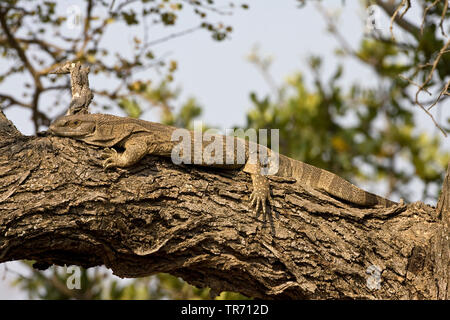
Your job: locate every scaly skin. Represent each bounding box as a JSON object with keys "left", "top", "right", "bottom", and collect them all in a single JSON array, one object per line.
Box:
[{"left": 49, "top": 113, "right": 397, "bottom": 221}]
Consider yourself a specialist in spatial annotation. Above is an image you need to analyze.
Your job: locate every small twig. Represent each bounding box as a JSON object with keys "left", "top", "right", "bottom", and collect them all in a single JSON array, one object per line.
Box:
[
  {"left": 416, "top": 100, "right": 447, "bottom": 136},
  {"left": 439, "top": 0, "right": 448, "bottom": 37},
  {"left": 142, "top": 25, "right": 201, "bottom": 50},
  {"left": 110, "top": 0, "right": 140, "bottom": 15},
  {"left": 420, "top": 0, "right": 449, "bottom": 38},
  {"left": 390, "top": 0, "right": 409, "bottom": 41},
  {"left": 417, "top": 62, "right": 434, "bottom": 69},
  {"left": 109, "top": 0, "right": 116, "bottom": 12},
  {"left": 0, "top": 93, "right": 33, "bottom": 109},
  {"left": 180, "top": 0, "right": 233, "bottom": 16},
  {"left": 398, "top": 75, "right": 432, "bottom": 95},
  {"left": 399, "top": 0, "right": 411, "bottom": 18},
  {"left": 421, "top": 0, "right": 440, "bottom": 35},
  {"left": 415, "top": 38, "right": 450, "bottom": 102},
  {"left": 375, "top": 0, "right": 420, "bottom": 38},
  {"left": 428, "top": 81, "right": 450, "bottom": 111}
]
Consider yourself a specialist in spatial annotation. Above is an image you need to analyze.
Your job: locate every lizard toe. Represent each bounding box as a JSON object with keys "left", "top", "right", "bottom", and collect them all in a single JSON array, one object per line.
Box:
[
  {"left": 254, "top": 198, "right": 262, "bottom": 217},
  {"left": 262, "top": 199, "right": 268, "bottom": 223},
  {"left": 103, "top": 158, "right": 118, "bottom": 170},
  {"left": 101, "top": 148, "right": 117, "bottom": 159},
  {"left": 102, "top": 148, "right": 123, "bottom": 170},
  {"left": 249, "top": 191, "right": 275, "bottom": 221}
]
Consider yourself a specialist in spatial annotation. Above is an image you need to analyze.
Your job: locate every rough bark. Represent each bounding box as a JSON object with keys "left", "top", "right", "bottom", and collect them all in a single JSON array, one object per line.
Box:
[
  {"left": 434, "top": 160, "right": 450, "bottom": 299},
  {"left": 49, "top": 61, "right": 93, "bottom": 116},
  {"left": 0, "top": 110, "right": 448, "bottom": 299}
]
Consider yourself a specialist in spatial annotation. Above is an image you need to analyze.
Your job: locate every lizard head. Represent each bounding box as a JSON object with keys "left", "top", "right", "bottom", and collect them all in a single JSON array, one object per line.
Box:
[{"left": 49, "top": 115, "right": 96, "bottom": 138}]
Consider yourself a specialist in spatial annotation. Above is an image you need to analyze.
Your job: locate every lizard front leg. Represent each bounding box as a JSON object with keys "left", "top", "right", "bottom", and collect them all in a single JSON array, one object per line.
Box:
[
  {"left": 102, "top": 137, "right": 149, "bottom": 169},
  {"left": 243, "top": 161, "right": 275, "bottom": 222}
]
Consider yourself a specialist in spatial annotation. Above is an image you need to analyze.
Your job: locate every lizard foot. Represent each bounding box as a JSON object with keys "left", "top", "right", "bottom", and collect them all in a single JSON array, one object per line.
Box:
[
  {"left": 249, "top": 187, "right": 276, "bottom": 222},
  {"left": 101, "top": 148, "right": 121, "bottom": 170}
]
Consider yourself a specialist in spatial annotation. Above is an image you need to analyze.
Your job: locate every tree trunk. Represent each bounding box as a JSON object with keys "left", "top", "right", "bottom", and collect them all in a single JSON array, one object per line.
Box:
[{"left": 0, "top": 111, "right": 448, "bottom": 299}]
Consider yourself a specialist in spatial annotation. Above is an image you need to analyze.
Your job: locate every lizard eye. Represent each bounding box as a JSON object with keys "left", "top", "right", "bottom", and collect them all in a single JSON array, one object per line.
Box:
[{"left": 69, "top": 120, "right": 80, "bottom": 127}]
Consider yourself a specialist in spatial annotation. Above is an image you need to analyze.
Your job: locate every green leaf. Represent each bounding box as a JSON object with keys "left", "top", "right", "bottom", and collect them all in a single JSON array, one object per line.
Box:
[
  {"left": 119, "top": 98, "right": 142, "bottom": 118},
  {"left": 121, "top": 11, "right": 139, "bottom": 25}
]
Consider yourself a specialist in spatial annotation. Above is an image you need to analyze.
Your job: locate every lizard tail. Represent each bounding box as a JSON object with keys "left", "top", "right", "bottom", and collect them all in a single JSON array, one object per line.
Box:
[
  {"left": 294, "top": 162, "right": 396, "bottom": 207},
  {"left": 321, "top": 171, "right": 396, "bottom": 207}
]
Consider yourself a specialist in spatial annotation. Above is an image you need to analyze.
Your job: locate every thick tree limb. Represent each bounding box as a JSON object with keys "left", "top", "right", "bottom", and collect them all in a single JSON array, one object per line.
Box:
[
  {"left": 434, "top": 161, "right": 450, "bottom": 299},
  {"left": 0, "top": 114, "right": 448, "bottom": 299},
  {"left": 0, "top": 109, "right": 20, "bottom": 137}
]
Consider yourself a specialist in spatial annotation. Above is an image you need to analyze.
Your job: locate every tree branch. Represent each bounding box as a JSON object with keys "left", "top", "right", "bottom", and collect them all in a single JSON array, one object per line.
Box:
[
  {"left": 0, "top": 93, "right": 32, "bottom": 109},
  {"left": 0, "top": 7, "right": 45, "bottom": 131},
  {"left": 0, "top": 8, "right": 42, "bottom": 90},
  {"left": 434, "top": 160, "right": 450, "bottom": 299},
  {"left": 0, "top": 109, "right": 20, "bottom": 138},
  {"left": 0, "top": 123, "right": 448, "bottom": 299}
]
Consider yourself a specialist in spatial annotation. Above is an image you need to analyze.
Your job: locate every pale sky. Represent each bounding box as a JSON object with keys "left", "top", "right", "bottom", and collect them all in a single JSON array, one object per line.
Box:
[{"left": 1, "top": 0, "right": 448, "bottom": 299}]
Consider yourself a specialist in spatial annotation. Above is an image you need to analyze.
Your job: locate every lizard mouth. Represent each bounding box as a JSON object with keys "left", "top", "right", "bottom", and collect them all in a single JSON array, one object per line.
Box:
[{"left": 48, "top": 125, "right": 90, "bottom": 137}]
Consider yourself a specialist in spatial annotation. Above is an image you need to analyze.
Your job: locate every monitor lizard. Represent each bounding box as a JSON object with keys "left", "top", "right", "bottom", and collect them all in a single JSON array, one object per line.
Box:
[{"left": 49, "top": 113, "right": 397, "bottom": 220}]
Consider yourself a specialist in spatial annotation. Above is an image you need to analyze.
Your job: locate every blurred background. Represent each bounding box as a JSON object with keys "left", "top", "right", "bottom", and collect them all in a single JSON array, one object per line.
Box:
[{"left": 0, "top": 0, "right": 449, "bottom": 299}]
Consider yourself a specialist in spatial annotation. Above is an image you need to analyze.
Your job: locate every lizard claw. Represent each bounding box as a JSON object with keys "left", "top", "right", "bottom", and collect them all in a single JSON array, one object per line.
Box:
[
  {"left": 101, "top": 148, "right": 119, "bottom": 170},
  {"left": 101, "top": 148, "right": 117, "bottom": 158}
]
